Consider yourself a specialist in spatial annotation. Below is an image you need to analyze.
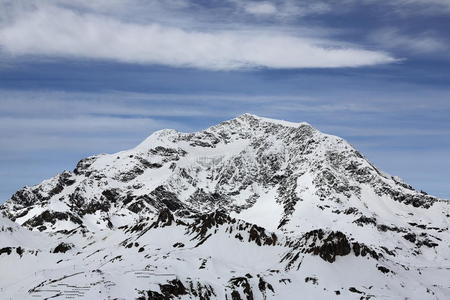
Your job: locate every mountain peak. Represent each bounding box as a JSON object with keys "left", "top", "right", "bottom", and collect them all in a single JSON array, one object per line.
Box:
[
  {"left": 1, "top": 115, "right": 449, "bottom": 299},
  {"left": 234, "top": 113, "right": 311, "bottom": 128},
  {"left": 135, "top": 114, "right": 314, "bottom": 152}
]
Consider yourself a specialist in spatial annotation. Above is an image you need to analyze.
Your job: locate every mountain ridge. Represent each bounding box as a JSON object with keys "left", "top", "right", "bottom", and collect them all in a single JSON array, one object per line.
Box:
[{"left": 0, "top": 114, "right": 449, "bottom": 299}]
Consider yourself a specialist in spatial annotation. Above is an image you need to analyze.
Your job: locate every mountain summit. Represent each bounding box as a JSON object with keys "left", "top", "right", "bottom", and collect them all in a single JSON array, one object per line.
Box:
[{"left": 1, "top": 114, "right": 449, "bottom": 299}]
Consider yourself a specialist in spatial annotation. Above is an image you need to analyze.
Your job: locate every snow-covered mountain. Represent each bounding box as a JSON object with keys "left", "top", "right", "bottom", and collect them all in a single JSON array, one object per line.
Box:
[{"left": 1, "top": 113, "right": 449, "bottom": 299}]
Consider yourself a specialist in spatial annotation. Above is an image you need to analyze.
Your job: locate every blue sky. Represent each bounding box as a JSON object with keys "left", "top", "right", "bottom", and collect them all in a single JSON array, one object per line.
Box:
[{"left": 0, "top": 0, "right": 449, "bottom": 201}]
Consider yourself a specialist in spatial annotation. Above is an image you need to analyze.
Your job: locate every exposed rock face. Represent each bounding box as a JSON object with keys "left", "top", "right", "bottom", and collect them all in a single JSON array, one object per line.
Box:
[
  {"left": 53, "top": 242, "right": 74, "bottom": 253},
  {"left": 0, "top": 114, "right": 449, "bottom": 299},
  {"left": 297, "top": 230, "right": 352, "bottom": 263}
]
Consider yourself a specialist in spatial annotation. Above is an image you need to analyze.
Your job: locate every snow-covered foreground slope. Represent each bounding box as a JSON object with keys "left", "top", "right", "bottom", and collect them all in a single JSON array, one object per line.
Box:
[{"left": 1, "top": 113, "right": 449, "bottom": 299}]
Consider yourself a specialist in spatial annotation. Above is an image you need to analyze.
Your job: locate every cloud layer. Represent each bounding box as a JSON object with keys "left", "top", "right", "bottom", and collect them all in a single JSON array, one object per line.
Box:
[
  {"left": 0, "top": 4, "right": 396, "bottom": 70},
  {"left": 2, "top": 89, "right": 449, "bottom": 150}
]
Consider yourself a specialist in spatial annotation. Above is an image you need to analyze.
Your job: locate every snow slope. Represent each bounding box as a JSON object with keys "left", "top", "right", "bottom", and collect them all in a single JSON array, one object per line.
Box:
[{"left": 1, "top": 113, "right": 449, "bottom": 299}]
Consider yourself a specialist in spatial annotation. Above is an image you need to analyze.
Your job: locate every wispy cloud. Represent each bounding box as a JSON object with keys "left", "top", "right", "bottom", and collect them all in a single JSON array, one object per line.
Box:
[
  {"left": 320, "top": 125, "right": 450, "bottom": 137},
  {"left": 0, "top": 116, "right": 183, "bottom": 152},
  {"left": 232, "top": 0, "right": 450, "bottom": 17},
  {"left": 387, "top": 0, "right": 450, "bottom": 15},
  {"left": 2, "top": 89, "right": 450, "bottom": 148},
  {"left": 244, "top": 2, "right": 278, "bottom": 16},
  {"left": 0, "top": 2, "right": 396, "bottom": 70},
  {"left": 4, "top": 0, "right": 449, "bottom": 70},
  {"left": 370, "top": 28, "right": 447, "bottom": 54},
  {"left": 236, "top": 0, "right": 330, "bottom": 18},
  {"left": 0, "top": 93, "right": 218, "bottom": 118}
]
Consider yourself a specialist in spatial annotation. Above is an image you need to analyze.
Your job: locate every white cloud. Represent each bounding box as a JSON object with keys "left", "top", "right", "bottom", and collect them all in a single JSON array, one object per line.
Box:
[
  {"left": 235, "top": 0, "right": 450, "bottom": 17},
  {"left": 0, "top": 5, "right": 396, "bottom": 70},
  {"left": 0, "top": 113, "right": 185, "bottom": 152},
  {"left": 233, "top": 0, "right": 331, "bottom": 18},
  {"left": 0, "top": 92, "right": 218, "bottom": 118},
  {"left": 244, "top": 2, "right": 278, "bottom": 15},
  {"left": 320, "top": 125, "right": 450, "bottom": 137},
  {"left": 0, "top": 116, "right": 169, "bottom": 134},
  {"left": 390, "top": 0, "right": 450, "bottom": 14},
  {"left": 370, "top": 28, "right": 447, "bottom": 54}
]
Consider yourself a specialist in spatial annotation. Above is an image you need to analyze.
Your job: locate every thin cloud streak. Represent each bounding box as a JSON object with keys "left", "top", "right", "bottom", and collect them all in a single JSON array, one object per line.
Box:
[
  {"left": 320, "top": 125, "right": 450, "bottom": 137},
  {"left": 0, "top": 116, "right": 177, "bottom": 134},
  {"left": 2, "top": 89, "right": 450, "bottom": 118},
  {"left": 2, "top": 90, "right": 449, "bottom": 152},
  {"left": 370, "top": 28, "right": 448, "bottom": 54}
]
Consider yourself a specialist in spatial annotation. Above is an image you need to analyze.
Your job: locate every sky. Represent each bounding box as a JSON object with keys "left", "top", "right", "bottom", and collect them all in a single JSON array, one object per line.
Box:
[{"left": 0, "top": 0, "right": 449, "bottom": 202}]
